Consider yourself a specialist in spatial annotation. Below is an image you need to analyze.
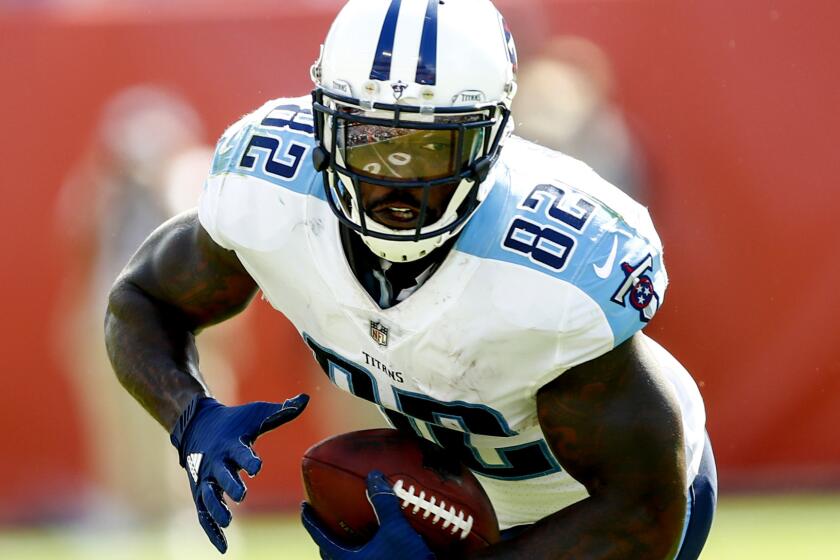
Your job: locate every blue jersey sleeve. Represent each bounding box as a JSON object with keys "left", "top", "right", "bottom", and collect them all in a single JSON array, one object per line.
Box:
[
  {"left": 199, "top": 96, "right": 323, "bottom": 251},
  {"left": 572, "top": 222, "right": 667, "bottom": 345},
  {"left": 456, "top": 161, "right": 667, "bottom": 349},
  {"left": 209, "top": 98, "right": 321, "bottom": 198}
]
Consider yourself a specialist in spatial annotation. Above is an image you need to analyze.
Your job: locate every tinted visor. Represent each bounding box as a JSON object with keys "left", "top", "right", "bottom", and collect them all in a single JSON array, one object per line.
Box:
[{"left": 337, "top": 117, "right": 486, "bottom": 183}]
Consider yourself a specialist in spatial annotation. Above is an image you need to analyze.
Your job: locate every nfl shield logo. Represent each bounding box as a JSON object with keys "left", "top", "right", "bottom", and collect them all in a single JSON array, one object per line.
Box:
[{"left": 370, "top": 321, "right": 388, "bottom": 347}]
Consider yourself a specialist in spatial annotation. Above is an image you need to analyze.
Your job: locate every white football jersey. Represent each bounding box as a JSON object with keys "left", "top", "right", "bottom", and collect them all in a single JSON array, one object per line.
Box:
[{"left": 199, "top": 96, "right": 706, "bottom": 529}]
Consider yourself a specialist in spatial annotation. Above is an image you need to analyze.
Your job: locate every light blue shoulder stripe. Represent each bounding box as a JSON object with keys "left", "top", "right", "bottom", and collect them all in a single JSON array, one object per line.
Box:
[
  {"left": 455, "top": 170, "right": 667, "bottom": 346},
  {"left": 210, "top": 99, "right": 325, "bottom": 201}
]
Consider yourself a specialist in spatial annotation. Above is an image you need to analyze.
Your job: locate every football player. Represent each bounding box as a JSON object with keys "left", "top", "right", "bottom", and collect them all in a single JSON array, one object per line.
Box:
[{"left": 105, "top": 0, "right": 716, "bottom": 558}]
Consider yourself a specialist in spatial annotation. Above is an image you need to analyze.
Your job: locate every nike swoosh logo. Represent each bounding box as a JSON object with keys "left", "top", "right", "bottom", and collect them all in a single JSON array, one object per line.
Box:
[{"left": 593, "top": 235, "right": 619, "bottom": 279}]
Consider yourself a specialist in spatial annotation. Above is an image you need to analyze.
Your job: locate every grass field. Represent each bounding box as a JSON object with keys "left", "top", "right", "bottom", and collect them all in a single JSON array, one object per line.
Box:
[{"left": 1, "top": 494, "right": 838, "bottom": 559}]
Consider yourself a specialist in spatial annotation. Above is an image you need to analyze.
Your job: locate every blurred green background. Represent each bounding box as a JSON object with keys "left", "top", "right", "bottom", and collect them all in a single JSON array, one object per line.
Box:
[{"left": 2, "top": 495, "right": 839, "bottom": 559}]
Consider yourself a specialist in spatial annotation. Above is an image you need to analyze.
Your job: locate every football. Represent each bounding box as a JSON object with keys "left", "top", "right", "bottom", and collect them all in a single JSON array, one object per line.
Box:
[{"left": 301, "top": 428, "right": 500, "bottom": 557}]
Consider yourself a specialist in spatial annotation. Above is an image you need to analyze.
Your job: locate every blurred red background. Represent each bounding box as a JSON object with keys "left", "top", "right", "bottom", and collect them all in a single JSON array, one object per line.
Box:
[{"left": 1, "top": 0, "right": 839, "bottom": 524}]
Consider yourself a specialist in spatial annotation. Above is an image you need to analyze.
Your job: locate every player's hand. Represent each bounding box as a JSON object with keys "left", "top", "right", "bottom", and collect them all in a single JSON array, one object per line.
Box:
[
  {"left": 170, "top": 394, "right": 309, "bottom": 554},
  {"left": 301, "top": 470, "right": 435, "bottom": 560}
]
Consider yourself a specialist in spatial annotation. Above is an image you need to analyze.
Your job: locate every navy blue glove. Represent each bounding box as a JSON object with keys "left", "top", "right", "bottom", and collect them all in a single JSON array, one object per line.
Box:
[
  {"left": 170, "top": 393, "right": 309, "bottom": 554},
  {"left": 301, "top": 470, "right": 435, "bottom": 560}
]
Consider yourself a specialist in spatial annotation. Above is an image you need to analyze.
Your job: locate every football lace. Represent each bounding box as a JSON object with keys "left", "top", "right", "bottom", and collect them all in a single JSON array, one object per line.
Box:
[{"left": 392, "top": 479, "right": 474, "bottom": 540}]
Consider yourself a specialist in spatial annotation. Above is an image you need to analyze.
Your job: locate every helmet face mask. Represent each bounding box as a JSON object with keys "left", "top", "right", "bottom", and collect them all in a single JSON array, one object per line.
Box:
[
  {"left": 340, "top": 114, "right": 486, "bottom": 184},
  {"left": 313, "top": 90, "right": 510, "bottom": 247},
  {"left": 311, "top": 0, "right": 517, "bottom": 262}
]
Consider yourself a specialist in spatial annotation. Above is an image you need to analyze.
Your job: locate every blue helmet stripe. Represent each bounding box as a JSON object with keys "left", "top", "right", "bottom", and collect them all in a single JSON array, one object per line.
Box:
[
  {"left": 415, "top": 0, "right": 439, "bottom": 85},
  {"left": 370, "top": 0, "right": 403, "bottom": 81}
]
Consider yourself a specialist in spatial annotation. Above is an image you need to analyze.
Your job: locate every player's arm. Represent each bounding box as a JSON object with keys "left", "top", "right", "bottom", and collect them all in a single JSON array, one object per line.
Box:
[
  {"left": 105, "top": 209, "right": 309, "bottom": 554},
  {"left": 475, "top": 333, "right": 688, "bottom": 559},
  {"left": 104, "top": 209, "right": 257, "bottom": 430}
]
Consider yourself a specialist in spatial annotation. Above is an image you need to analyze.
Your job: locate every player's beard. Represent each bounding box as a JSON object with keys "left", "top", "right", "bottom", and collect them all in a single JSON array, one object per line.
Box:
[{"left": 362, "top": 181, "right": 457, "bottom": 231}]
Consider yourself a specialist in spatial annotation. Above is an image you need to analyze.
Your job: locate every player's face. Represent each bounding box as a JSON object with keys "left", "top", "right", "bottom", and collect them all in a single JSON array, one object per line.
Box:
[
  {"left": 337, "top": 119, "right": 485, "bottom": 231},
  {"left": 359, "top": 180, "right": 458, "bottom": 230}
]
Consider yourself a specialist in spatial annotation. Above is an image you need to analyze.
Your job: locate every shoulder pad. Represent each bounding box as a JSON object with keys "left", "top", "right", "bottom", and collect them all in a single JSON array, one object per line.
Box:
[
  {"left": 208, "top": 96, "right": 321, "bottom": 198},
  {"left": 457, "top": 140, "right": 667, "bottom": 346},
  {"left": 199, "top": 96, "right": 322, "bottom": 250}
]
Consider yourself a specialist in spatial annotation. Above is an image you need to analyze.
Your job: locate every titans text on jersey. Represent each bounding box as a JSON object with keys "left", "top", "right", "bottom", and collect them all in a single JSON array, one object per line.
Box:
[{"left": 199, "top": 96, "right": 707, "bottom": 529}]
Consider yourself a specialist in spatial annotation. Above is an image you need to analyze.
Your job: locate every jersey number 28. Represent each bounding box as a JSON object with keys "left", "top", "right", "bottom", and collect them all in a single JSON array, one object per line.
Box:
[{"left": 502, "top": 183, "right": 595, "bottom": 272}]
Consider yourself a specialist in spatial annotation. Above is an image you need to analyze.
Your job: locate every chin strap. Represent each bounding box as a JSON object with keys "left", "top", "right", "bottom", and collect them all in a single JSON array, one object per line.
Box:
[
  {"left": 471, "top": 157, "right": 492, "bottom": 183},
  {"left": 312, "top": 145, "right": 329, "bottom": 172}
]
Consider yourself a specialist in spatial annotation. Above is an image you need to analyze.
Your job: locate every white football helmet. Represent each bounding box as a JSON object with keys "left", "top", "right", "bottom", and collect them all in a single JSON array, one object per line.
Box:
[{"left": 311, "top": 0, "right": 518, "bottom": 262}]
